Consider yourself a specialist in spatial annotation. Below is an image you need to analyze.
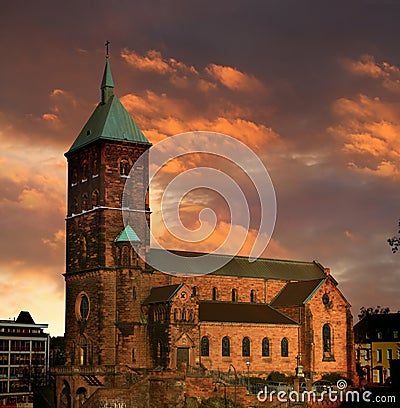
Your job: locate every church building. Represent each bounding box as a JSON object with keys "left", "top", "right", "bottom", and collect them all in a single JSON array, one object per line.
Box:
[{"left": 54, "top": 55, "right": 355, "bottom": 407}]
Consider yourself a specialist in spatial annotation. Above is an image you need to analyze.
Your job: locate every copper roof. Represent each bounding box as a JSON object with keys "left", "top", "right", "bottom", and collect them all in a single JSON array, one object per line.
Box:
[
  {"left": 143, "top": 284, "right": 183, "bottom": 305},
  {"left": 270, "top": 278, "right": 325, "bottom": 307},
  {"left": 199, "top": 301, "right": 298, "bottom": 325},
  {"left": 150, "top": 249, "right": 327, "bottom": 280}
]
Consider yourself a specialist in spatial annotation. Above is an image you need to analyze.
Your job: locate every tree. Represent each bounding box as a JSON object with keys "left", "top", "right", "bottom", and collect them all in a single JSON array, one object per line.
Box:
[
  {"left": 388, "top": 220, "right": 400, "bottom": 253},
  {"left": 358, "top": 306, "right": 390, "bottom": 320}
]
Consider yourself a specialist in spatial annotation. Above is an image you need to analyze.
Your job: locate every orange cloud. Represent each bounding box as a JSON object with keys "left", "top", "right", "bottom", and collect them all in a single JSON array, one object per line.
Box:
[
  {"left": 205, "top": 63, "right": 264, "bottom": 92},
  {"left": 329, "top": 94, "right": 400, "bottom": 178},
  {"left": 343, "top": 54, "right": 400, "bottom": 93}
]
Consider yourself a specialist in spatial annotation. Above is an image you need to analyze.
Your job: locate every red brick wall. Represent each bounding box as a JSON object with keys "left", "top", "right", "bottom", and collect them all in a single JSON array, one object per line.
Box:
[{"left": 199, "top": 322, "right": 299, "bottom": 376}]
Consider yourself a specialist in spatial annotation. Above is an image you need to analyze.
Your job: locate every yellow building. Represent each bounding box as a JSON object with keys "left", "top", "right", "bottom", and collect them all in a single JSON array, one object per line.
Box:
[{"left": 354, "top": 313, "right": 400, "bottom": 385}]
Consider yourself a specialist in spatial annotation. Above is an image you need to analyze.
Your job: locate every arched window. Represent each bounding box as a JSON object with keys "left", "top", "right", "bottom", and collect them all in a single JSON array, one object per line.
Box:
[
  {"left": 192, "top": 286, "right": 198, "bottom": 297},
  {"left": 76, "top": 387, "right": 87, "bottom": 407},
  {"left": 73, "top": 198, "right": 79, "bottom": 214},
  {"left": 132, "top": 286, "right": 136, "bottom": 301},
  {"left": 242, "top": 337, "right": 250, "bottom": 357},
  {"left": 82, "top": 161, "right": 88, "bottom": 181},
  {"left": 182, "top": 309, "right": 186, "bottom": 321},
  {"left": 71, "top": 169, "right": 78, "bottom": 185},
  {"left": 80, "top": 236, "right": 87, "bottom": 267},
  {"left": 201, "top": 336, "right": 209, "bottom": 357},
  {"left": 82, "top": 194, "right": 88, "bottom": 211},
  {"left": 250, "top": 289, "right": 256, "bottom": 303},
  {"left": 222, "top": 336, "right": 230, "bottom": 357},
  {"left": 92, "top": 159, "right": 99, "bottom": 176},
  {"left": 91, "top": 190, "right": 99, "bottom": 207},
  {"left": 262, "top": 337, "right": 270, "bottom": 357},
  {"left": 281, "top": 338, "right": 288, "bottom": 357},
  {"left": 122, "top": 245, "right": 130, "bottom": 266},
  {"left": 212, "top": 287, "right": 217, "bottom": 301},
  {"left": 120, "top": 159, "right": 130, "bottom": 176},
  {"left": 232, "top": 289, "right": 238, "bottom": 302},
  {"left": 132, "top": 348, "right": 136, "bottom": 362},
  {"left": 173, "top": 309, "right": 178, "bottom": 321},
  {"left": 323, "top": 324, "right": 331, "bottom": 353}
]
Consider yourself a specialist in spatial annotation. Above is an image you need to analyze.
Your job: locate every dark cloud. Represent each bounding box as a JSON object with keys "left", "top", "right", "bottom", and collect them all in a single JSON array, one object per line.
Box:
[{"left": 1, "top": 0, "right": 400, "bottom": 333}]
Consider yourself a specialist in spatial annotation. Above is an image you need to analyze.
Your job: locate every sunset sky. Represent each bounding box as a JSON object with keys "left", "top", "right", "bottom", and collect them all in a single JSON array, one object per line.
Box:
[{"left": 1, "top": 1, "right": 400, "bottom": 335}]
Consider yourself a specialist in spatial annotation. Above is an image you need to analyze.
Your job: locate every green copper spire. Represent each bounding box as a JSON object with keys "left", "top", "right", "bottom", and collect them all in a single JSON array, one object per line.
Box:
[
  {"left": 101, "top": 57, "right": 114, "bottom": 104},
  {"left": 66, "top": 53, "right": 151, "bottom": 155}
]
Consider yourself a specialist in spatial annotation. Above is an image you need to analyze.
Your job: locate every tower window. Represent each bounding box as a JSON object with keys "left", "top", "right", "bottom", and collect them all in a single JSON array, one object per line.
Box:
[
  {"left": 201, "top": 336, "right": 209, "bottom": 357},
  {"left": 122, "top": 245, "right": 130, "bottom": 266},
  {"left": 192, "top": 286, "right": 198, "bottom": 297},
  {"left": 222, "top": 336, "right": 230, "bottom": 357},
  {"left": 82, "top": 194, "right": 88, "bottom": 211},
  {"left": 212, "top": 287, "right": 217, "bottom": 301},
  {"left": 281, "top": 338, "right": 288, "bottom": 357},
  {"left": 92, "top": 190, "right": 99, "bottom": 207},
  {"left": 250, "top": 289, "right": 256, "bottom": 303},
  {"left": 132, "top": 348, "right": 136, "bottom": 362},
  {"left": 73, "top": 198, "right": 79, "bottom": 214},
  {"left": 262, "top": 337, "right": 270, "bottom": 357},
  {"left": 92, "top": 159, "right": 99, "bottom": 176},
  {"left": 120, "top": 159, "right": 130, "bottom": 176},
  {"left": 80, "top": 235, "right": 87, "bottom": 267},
  {"left": 242, "top": 337, "right": 250, "bottom": 357},
  {"left": 82, "top": 161, "right": 88, "bottom": 181},
  {"left": 71, "top": 169, "right": 78, "bottom": 185}
]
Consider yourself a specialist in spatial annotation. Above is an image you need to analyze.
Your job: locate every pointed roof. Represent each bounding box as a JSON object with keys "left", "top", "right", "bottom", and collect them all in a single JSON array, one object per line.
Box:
[
  {"left": 66, "top": 58, "right": 150, "bottom": 155},
  {"left": 143, "top": 284, "right": 183, "bottom": 305},
  {"left": 270, "top": 278, "right": 325, "bottom": 307},
  {"left": 16, "top": 311, "right": 35, "bottom": 324},
  {"left": 114, "top": 225, "right": 141, "bottom": 243},
  {"left": 101, "top": 57, "right": 114, "bottom": 89}
]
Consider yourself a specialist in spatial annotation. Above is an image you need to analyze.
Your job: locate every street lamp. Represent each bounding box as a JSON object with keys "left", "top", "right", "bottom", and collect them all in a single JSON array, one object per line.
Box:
[
  {"left": 246, "top": 361, "right": 250, "bottom": 393},
  {"left": 213, "top": 381, "right": 227, "bottom": 408},
  {"left": 228, "top": 364, "right": 237, "bottom": 408}
]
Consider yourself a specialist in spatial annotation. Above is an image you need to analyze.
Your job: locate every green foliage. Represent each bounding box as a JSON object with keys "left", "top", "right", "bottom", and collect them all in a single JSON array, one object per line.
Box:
[
  {"left": 267, "top": 371, "right": 287, "bottom": 382},
  {"left": 185, "top": 396, "right": 201, "bottom": 408},
  {"left": 358, "top": 306, "right": 390, "bottom": 320},
  {"left": 199, "top": 396, "right": 242, "bottom": 408}
]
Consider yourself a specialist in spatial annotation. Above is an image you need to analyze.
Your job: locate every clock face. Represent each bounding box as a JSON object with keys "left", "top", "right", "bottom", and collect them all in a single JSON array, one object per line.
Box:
[{"left": 322, "top": 294, "right": 330, "bottom": 305}]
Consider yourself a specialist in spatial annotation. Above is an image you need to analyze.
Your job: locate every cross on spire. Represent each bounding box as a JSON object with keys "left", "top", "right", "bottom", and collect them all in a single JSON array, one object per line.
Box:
[{"left": 105, "top": 40, "right": 110, "bottom": 58}]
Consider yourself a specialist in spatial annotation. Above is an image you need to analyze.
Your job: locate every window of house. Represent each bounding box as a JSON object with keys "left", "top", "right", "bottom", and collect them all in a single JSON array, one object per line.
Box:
[
  {"left": 323, "top": 324, "right": 331, "bottom": 353},
  {"left": 212, "top": 287, "right": 217, "bottom": 301},
  {"left": 377, "top": 349, "right": 382, "bottom": 363},
  {"left": 192, "top": 286, "right": 198, "bottom": 297},
  {"left": 262, "top": 337, "right": 270, "bottom": 357},
  {"left": 232, "top": 289, "right": 238, "bottom": 302},
  {"left": 132, "top": 286, "right": 136, "bottom": 301},
  {"left": 393, "top": 331, "right": 398, "bottom": 339},
  {"left": 377, "top": 332, "right": 382, "bottom": 339},
  {"left": 387, "top": 349, "right": 393, "bottom": 360},
  {"left": 222, "top": 336, "right": 230, "bottom": 357},
  {"left": 132, "top": 348, "right": 135, "bottom": 362},
  {"left": 250, "top": 289, "right": 256, "bottom": 303},
  {"left": 80, "top": 235, "right": 87, "bottom": 267},
  {"left": 281, "top": 338, "right": 288, "bottom": 357},
  {"left": 201, "top": 336, "right": 209, "bottom": 357},
  {"left": 242, "top": 337, "right": 250, "bottom": 357}
]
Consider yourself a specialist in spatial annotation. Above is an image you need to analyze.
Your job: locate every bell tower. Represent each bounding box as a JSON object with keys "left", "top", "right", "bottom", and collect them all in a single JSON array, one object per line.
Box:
[{"left": 63, "top": 54, "right": 152, "bottom": 369}]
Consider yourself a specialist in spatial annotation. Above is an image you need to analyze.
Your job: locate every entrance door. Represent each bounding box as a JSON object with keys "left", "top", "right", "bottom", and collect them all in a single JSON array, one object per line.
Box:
[{"left": 176, "top": 347, "right": 189, "bottom": 369}]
